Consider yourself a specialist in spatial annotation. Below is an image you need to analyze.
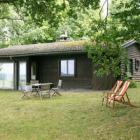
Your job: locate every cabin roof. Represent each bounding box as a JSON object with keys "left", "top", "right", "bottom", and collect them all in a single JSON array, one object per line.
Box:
[
  {"left": 122, "top": 39, "right": 139, "bottom": 48},
  {"left": 0, "top": 41, "right": 86, "bottom": 58}
]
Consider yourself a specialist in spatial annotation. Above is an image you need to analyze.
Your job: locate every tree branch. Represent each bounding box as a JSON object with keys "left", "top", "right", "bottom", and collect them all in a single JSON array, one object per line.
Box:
[
  {"left": 0, "top": 17, "right": 24, "bottom": 21},
  {"left": 0, "top": 0, "right": 15, "bottom": 3}
]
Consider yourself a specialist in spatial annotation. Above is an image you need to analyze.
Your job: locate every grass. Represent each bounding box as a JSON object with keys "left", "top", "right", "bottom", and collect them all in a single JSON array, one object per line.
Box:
[{"left": 0, "top": 88, "right": 140, "bottom": 140}]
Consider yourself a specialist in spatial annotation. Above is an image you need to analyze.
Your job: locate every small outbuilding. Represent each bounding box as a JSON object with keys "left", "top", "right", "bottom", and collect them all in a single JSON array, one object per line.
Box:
[{"left": 123, "top": 40, "right": 140, "bottom": 81}]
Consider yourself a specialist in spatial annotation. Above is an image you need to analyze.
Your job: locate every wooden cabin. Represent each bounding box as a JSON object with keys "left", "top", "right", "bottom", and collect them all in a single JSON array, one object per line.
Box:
[
  {"left": 0, "top": 41, "right": 115, "bottom": 90},
  {"left": 123, "top": 40, "right": 140, "bottom": 81}
]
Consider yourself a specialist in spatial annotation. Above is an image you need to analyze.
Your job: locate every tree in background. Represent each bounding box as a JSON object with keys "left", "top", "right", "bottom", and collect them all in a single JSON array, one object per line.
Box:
[
  {"left": 86, "top": 0, "right": 139, "bottom": 78},
  {"left": 0, "top": 0, "right": 139, "bottom": 79},
  {"left": 111, "top": 0, "right": 140, "bottom": 42},
  {"left": 0, "top": 0, "right": 100, "bottom": 47}
]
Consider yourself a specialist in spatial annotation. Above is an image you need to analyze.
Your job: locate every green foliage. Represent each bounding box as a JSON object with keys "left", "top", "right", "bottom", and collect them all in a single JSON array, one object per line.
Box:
[
  {"left": 86, "top": 42, "right": 127, "bottom": 77},
  {"left": 0, "top": 0, "right": 99, "bottom": 26},
  {"left": 10, "top": 21, "right": 57, "bottom": 45},
  {"left": 123, "top": 76, "right": 137, "bottom": 88},
  {"left": 0, "top": 4, "right": 57, "bottom": 47},
  {"left": 129, "top": 80, "right": 137, "bottom": 88},
  {"left": 57, "top": 8, "right": 100, "bottom": 39},
  {"left": 85, "top": 0, "right": 140, "bottom": 78},
  {"left": 111, "top": 0, "right": 140, "bottom": 41}
]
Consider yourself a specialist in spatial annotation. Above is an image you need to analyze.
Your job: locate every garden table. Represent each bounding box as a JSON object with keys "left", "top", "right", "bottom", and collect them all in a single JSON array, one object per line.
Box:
[{"left": 32, "top": 83, "right": 54, "bottom": 98}]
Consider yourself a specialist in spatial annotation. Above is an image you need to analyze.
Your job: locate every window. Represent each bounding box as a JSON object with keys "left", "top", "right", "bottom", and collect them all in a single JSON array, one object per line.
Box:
[
  {"left": 60, "top": 59, "right": 75, "bottom": 76},
  {"left": 135, "top": 59, "right": 139, "bottom": 71},
  {"left": 126, "top": 59, "right": 133, "bottom": 77},
  {"left": 31, "top": 62, "right": 36, "bottom": 80},
  {"left": 19, "top": 62, "right": 27, "bottom": 89},
  {"left": 0, "top": 63, "right": 14, "bottom": 89}
]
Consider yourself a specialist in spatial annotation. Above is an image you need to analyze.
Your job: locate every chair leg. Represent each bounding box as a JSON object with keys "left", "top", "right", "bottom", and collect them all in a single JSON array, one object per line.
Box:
[
  {"left": 39, "top": 91, "right": 42, "bottom": 100},
  {"left": 113, "top": 100, "right": 115, "bottom": 109},
  {"left": 51, "top": 89, "right": 56, "bottom": 96},
  {"left": 56, "top": 91, "right": 61, "bottom": 96},
  {"left": 106, "top": 98, "right": 109, "bottom": 107},
  {"left": 22, "top": 91, "right": 30, "bottom": 99},
  {"left": 51, "top": 89, "right": 61, "bottom": 96},
  {"left": 48, "top": 90, "right": 51, "bottom": 98},
  {"left": 125, "top": 93, "right": 137, "bottom": 107},
  {"left": 126, "top": 93, "right": 131, "bottom": 104},
  {"left": 102, "top": 97, "right": 104, "bottom": 106}
]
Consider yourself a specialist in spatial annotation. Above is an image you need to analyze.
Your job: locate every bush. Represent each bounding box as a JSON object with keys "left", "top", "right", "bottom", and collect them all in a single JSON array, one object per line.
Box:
[
  {"left": 123, "top": 75, "right": 137, "bottom": 88},
  {"left": 129, "top": 80, "right": 137, "bottom": 88}
]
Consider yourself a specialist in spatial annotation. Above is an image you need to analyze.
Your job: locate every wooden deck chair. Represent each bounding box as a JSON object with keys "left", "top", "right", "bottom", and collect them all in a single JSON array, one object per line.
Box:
[
  {"left": 107, "top": 81, "right": 134, "bottom": 108},
  {"left": 51, "top": 80, "right": 62, "bottom": 96},
  {"left": 102, "top": 80, "right": 123, "bottom": 106}
]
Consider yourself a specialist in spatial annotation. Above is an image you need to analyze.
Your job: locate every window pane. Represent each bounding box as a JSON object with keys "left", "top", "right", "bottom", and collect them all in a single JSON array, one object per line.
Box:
[
  {"left": 0, "top": 63, "right": 14, "bottom": 89},
  {"left": 19, "top": 62, "right": 26, "bottom": 89},
  {"left": 61, "top": 60, "right": 67, "bottom": 76},
  {"left": 68, "top": 60, "right": 75, "bottom": 75},
  {"left": 31, "top": 62, "right": 36, "bottom": 80}
]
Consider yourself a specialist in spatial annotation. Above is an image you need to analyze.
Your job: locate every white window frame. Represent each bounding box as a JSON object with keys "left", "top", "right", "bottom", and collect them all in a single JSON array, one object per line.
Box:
[{"left": 60, "top": 59, "right": 75, "bottom": 77}]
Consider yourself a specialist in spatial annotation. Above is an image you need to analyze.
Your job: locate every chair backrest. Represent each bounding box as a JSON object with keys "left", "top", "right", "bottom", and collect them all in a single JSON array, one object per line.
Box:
[
  {"left": 113, "top": 80, "right": 123, "bottom": 94},
  {"left": 30, "top": 80, "right": 39, "bottom": 84},
  {"left": 116, "top": 81, "right": 130, "bottom": 100},
  {"left": 40, "top": 84, "right": 50, "bottom": 91},
  {"left": 57, "top": 80, "right": 62, "bottom": 88}
]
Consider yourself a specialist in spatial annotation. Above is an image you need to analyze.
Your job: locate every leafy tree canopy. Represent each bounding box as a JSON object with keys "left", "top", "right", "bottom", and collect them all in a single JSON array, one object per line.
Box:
[
  {"left": 0, "top": 0, "right": 139, "bottom": 78},
  {"left": 86, "top": 0, "right": 140, "bottom": 78},
  {"left": 111, "top": 0, "right": 140, "bottom": 42},
  {"left": 0, "top": 0, "right": 100, "bottom": 26}
]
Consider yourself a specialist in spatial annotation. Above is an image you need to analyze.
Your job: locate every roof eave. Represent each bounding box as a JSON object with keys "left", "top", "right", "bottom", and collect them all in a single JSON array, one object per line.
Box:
[
  {"left": 122, "top": 40, "right": 139, "bottom": 48},
  {"left": 0, "top": 50, "right": 86, "bottom": 58}
]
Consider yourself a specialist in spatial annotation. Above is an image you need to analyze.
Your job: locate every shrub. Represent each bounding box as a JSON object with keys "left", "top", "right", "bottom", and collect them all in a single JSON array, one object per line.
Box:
[{"left": 129, "top": 80, "right": 137, "bottom": 88}]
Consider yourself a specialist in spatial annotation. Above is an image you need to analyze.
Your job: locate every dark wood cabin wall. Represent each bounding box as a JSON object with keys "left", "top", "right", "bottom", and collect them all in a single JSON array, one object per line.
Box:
[
  {"left": 91, "top": 70, "right": 116, "bottom": 90},
  {"left": 29, "top": 54, "right": 116, "bottom": 90},
  {"left": 126, "top": 44, "right": 140, "bottom": 81},
  {"left": 0, "top": 54, "right": 116, "bottom": 90},
  {"left": 36, "top": 54, "right": 93, "bottom": 89}
]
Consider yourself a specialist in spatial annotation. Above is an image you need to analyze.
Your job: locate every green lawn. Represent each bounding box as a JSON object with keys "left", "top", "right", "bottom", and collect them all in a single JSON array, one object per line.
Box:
[{"left": 0, "top": 88, "right": 140, "bottom": 140}]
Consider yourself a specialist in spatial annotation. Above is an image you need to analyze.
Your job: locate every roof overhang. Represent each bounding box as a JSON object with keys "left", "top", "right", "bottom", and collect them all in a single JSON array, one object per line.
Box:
[
  {"left": 0, "top": 41, "right": 86, "bottom": 58},
  {"left": 122, "top": 40, "right": 139, "bottom": 48}
]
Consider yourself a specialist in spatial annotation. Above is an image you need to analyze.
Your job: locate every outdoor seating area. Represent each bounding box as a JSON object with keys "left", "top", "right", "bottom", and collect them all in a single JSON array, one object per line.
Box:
[
  {"left": 21, "top": 80, "right": 62, "bottom": 99},
  {"left": 102, "top": 80, "right": 136, "bottom": 108}
]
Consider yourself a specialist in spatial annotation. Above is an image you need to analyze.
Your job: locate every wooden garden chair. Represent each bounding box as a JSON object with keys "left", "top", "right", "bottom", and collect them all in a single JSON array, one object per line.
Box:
[
  {"left": 51, "top": 80, "right": 62, "bottom": 96},
  {"left": 39, "top": 84, "right": 51, "bottom": 99},
  {"left": 21, "top": 85, "right": 33, "bottom": 98},
  {"left": 30, "top": 80, "right": 39, "bottom": 92},
  {"left": 102, "top": 80, "right": 123, "bottom": 106},
  {"left": 106, "top": 81, "right": 135, "bottom": 108}
]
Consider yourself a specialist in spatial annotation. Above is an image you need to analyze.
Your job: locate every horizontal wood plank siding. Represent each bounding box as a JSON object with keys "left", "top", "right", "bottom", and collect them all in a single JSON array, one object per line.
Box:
[
  {"left": 34, "top": 54, "right": 93, "bottom": 89},
  {"left": 29, "top": 53, "right": 115, "bottom": 90},
  {"left": 126, "top": 44, "right": 140, "bottom": 81}
]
